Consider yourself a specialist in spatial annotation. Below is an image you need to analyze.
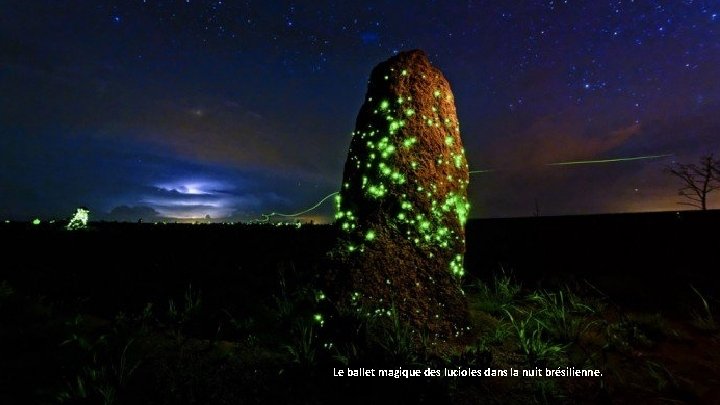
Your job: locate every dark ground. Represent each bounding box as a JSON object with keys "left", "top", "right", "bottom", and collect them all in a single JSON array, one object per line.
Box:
[{"left": 1, "top": 210, "right": 719, "bottom": 403}]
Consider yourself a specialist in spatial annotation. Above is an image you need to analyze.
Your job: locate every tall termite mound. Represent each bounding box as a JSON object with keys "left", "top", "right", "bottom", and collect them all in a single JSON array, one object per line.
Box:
[{"left": 330, "top": 50, "right": 471, "bottom": 338}]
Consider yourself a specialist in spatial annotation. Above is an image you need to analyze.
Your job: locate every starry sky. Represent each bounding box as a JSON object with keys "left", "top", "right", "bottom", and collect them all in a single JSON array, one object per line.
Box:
[{"left": 2, "top": 0, "right": 719, "bottom": 222}]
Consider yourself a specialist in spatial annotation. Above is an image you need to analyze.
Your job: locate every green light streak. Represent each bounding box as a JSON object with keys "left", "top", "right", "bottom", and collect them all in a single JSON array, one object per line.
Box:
[
  {"left": 469, "top": 154, "right": 672, "bottom": 175},
  {"left": 546, "top": 154, "right": 672, "bottom": 166},
  {"left": 257, "top": 191, "right": 339, "bottom": 222},
  {"left": 469, "top": 169, "right": 494, "bottom": 174}
]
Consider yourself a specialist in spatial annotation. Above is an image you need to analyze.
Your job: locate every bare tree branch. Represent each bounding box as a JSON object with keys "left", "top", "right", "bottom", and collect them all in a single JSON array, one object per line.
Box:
[{"left": 666, "top": 154, "right": 719, "bottom": 210}]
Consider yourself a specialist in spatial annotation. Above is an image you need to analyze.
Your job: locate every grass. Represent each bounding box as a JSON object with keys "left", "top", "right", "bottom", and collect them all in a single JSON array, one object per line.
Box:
[
  {"left": 4, "top": 263, "right": 714, "bottom": 404},
  {"left": 689, "top": 285, "right": 717, "bottom": 332},
  {"left": 471, "top": 270, "right": 521, "bottom": 315},
  {"left": 167, "top": 283, "right": 202, "bottom": 339},
  {"left": 374, "top": 305, "right": 420, "bottom": 366},
  {"left": 505, "top": 310, "right": 567, "bottom": 366},
  {"left": 0, "top": 280, "right": 13, "bottom": 300},
  {"left": 527, "top": 288, "right": 599, "bottom": 343},
  {"left": 57, "top": 320, "right": 142, "bottom": 404},
  {"left": 284, "top": 321, "right": 317, "bottom": 369}
]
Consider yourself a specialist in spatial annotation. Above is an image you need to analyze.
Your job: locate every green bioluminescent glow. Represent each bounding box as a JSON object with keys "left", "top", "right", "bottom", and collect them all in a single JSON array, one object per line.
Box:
[
  {"left": 32, "top": 218, "right": 41, "bottom": 225},
  {"left": 546, "top": 154, "right": 673, "bottom": 166},
  {"left": 66, "top": 207, "right": 89, "bottom": 230},
  {"left": 334, "top": 64, "right": 472, "bottom": 284},
  {"left": 257, "top": 191, "right": 339, "bottom": 223},
  {"left": 466, "top": 154, "right": 672, "bottom": 175}
]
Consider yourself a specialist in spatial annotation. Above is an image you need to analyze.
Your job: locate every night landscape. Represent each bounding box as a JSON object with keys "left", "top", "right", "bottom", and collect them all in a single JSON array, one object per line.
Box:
[{"left": 2, "top": 1, "right": 720, "bottom": 404}]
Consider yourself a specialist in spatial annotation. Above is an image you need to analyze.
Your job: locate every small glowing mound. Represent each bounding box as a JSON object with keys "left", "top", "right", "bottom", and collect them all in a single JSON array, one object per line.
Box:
[{"left": 66, "top": 208, "right": 90, "bottom": 231}]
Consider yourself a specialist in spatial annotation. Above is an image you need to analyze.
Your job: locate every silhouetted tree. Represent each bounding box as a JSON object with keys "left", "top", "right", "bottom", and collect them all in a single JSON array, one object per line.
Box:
[{"left": 666, "top": 154, "right": 719, "bottom": 210}]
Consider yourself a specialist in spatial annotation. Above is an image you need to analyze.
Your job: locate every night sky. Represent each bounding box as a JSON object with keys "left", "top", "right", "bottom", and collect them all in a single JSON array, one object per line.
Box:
[{"left": 2, "top": 1, "right": 719, "bottom": 222}]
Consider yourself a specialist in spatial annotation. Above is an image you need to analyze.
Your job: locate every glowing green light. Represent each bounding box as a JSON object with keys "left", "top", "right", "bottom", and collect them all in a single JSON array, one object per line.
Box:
[
  {"left": 403, "top": 137, "right": 417, "bottom": 148},
  {"left": 365, "top": 230, "right": 376, "bottom": 240},
  {"left": 389, "top": 121, "right": 401, "bottom": 133},
  {"left": 66, "top": 208, "right": 89, "bottom": 231},
  {"left": 367, "top": 184, "right": 387, "bottom": 198},
  {"left": 547, "top": 154, "right": 673, "bottom": 166},
  {"left": 444, "top": 136, "right": 454, "bottom": 146},
  {"left": 380, "top": 100, "right": 389, "bottom": 110},
  {"left": 405, "top": 108, "right": 415, "bottom": 116},
  {"left": 401, "top": 69, "right": 408, "bottom": 76},
  {"left": 456, "top": 201, "right": 470, "bottom": 225},
  {"left": 260, "top": 191, "right": 338, "bottom": 223},
  {"left": 32, "top": 218, "right": 41, "bottom": 225},
  {"left": 434, "top": 90, "right": 441, "bottom": 97},
  {"left": 450, "top": 254, "right": 465, "bottom": 277},
  {"left": 313, "top": 313, "right": 324, "bottom": 326},
  {"left": 390, "top": 172, "right": 405, "bottom": 183}
]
